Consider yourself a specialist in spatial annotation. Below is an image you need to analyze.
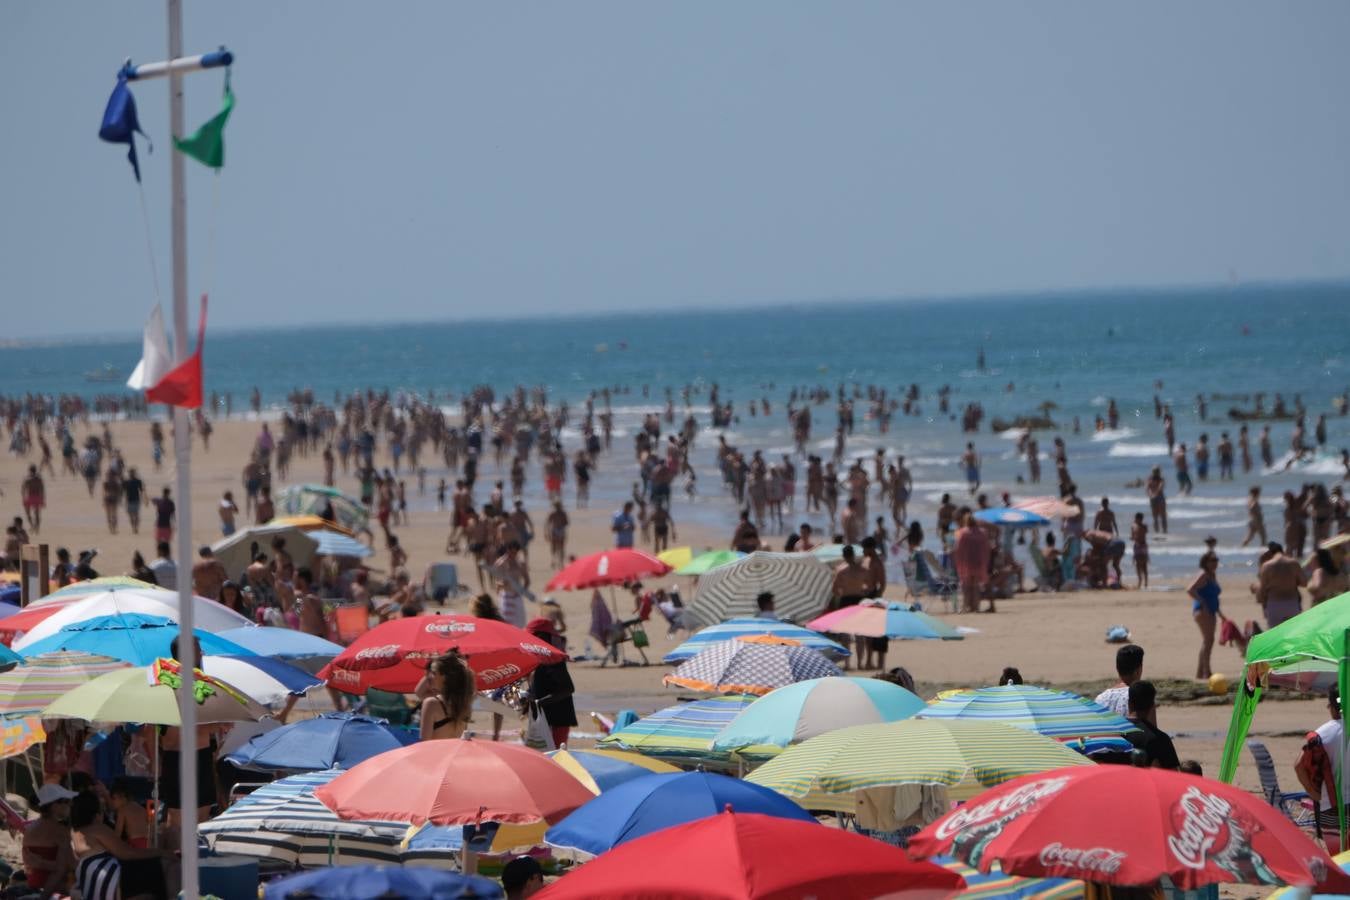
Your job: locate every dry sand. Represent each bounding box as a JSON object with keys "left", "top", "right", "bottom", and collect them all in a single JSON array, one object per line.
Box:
[{"left": 2, "top": 420, "right": 1325, "bottom": 888}]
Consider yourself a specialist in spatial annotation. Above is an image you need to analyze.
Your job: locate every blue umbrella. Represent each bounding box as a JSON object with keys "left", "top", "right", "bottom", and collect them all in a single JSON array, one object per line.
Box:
[
  {"left": 544, "top": 771, "right": 815, "bottom": 857},
  {"left": 0, "top": 642, "right": 19, "bottom": 667},
  {"left": 263, "top": 865, "right": 503, "bottom": 899},
  {"left": 972, "top": 507, "right": 1050, "bottom": 528},
  {"left": 17, "top": 613, "right": 254, "bottom": 665},
  {"left": 313, "top": 530, "right": 374, "bottom": 559},
  {"left": 215, "top": 626, "right": 344, "bottom": 660},
  {"left": 225, "top": 712, "right": 416, "bottom": 772},
  {"left": 663, "top": 617, "right": 849, "bottom": 664}
]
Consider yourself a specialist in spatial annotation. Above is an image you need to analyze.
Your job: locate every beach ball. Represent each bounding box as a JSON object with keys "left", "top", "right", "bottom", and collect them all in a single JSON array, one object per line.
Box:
[{"left": 1208, "top": 673, "right": 1228, "bottom": 695}]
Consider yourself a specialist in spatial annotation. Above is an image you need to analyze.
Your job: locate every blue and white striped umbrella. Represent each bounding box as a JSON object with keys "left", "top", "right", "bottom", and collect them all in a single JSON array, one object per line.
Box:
[
  {"left": 313, "top": 530, "right": 374, "bottom": 559},
  {"left": 663, "top": 618, "right": 849, "bottom": 664}
]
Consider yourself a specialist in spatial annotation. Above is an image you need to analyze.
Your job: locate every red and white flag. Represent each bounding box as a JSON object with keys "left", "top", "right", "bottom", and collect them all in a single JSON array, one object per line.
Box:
[{"left": 126, "top": 296, "right": 207, "bottom": 409}]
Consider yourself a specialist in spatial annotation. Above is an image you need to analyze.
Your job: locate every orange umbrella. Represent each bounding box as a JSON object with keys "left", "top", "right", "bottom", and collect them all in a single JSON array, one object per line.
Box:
[{"left": 314, "top": 738, "right": 593, "bottom": 827}]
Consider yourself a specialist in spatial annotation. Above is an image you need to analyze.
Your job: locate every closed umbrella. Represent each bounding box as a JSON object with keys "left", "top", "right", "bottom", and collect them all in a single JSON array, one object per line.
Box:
[
  {"left": 663, "top": 617, "right": 848, "bottom": 664},
  {"left": 545, "top": 771, "right": 814, "bottom": 857},
  {"left": 688, "top": 552, "right": 833, "bottom": 626},
  {"left": 745, "top": 719, "right": 1094, "bottom": 812},
  {"left": 663, "top": 638, "right": 843, "bottom": 696},
  {"left": 533, "top": 809, "right": 965, "bottom": 900},
  {"left": 225, "top": 712, "right": 415, "bottom": 772},
  {"left": 711, "top": 677, "right": 926, "bottom": 757}
]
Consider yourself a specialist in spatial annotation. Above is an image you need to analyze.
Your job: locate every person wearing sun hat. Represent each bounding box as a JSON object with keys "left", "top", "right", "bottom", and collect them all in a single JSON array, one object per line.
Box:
[
  {"left": 23, "top": 784, "right": 77, "bottom": 896},
  {"left": 526, "top": 617, "right": 576, "bottom": 748}
]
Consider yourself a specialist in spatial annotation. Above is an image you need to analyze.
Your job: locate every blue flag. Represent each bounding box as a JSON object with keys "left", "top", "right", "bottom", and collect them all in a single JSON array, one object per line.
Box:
[{"left": 98, "top": 76, "right": 148, "bottom": 182}]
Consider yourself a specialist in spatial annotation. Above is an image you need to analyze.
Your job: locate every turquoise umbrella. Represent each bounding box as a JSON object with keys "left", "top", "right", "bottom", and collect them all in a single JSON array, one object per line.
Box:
[
  {"left": 17, "top": 613, "right": 255, "bottom": 666},
  {"left": 674, "top": 550, "right": 745, "bottom": 576},
  {"left": 599, "top": 695, "right": 773, "bottom": 768},
  {"left": 711, "top": 677, "right": 926, "bottom": 759}
]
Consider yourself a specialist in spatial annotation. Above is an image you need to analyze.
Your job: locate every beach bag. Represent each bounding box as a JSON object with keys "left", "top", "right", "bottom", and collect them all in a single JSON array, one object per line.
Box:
[
  {"left": 1218, "top": 616, "right": 1241, "bottom": 647},
  {"left": 1296, "top": 730, "right": 1337, "bottom": 842},
  {"left": 630, "top": 625, "right": 650, "bottom": 649},
  {"left": 524, "top": 702, "right": 555, "bottom": 752}
]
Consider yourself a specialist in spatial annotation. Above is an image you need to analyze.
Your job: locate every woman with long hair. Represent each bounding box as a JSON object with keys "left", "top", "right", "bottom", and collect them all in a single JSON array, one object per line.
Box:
[{"left": 420, "top": 650, "right": 476, "bottom": 741}]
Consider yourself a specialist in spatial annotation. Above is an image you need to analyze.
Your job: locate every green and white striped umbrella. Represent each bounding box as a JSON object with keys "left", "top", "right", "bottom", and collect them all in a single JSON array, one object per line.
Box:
[
  {"left": 917, "top": 685, "right": 1139, "bottom": 742},
  {"left": 0, "top": 652, "right": 129, "bottom": 717},
  {"left": 746, "top": 719, "right": 1093, "bottom": 812},
  {"left": 688, "top": 552, "right": 833, "bottom": 627}
]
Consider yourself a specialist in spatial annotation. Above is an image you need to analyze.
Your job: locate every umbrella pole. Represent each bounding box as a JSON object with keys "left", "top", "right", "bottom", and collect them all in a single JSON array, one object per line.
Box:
[{"left": 151, "top": 729, "right": 160, "bottom": 849}]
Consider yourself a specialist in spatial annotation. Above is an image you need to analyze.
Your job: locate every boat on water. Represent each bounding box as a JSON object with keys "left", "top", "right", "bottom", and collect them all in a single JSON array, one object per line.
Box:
[{"left": 83, "top": 364, "right": 122, "bottom": 383}]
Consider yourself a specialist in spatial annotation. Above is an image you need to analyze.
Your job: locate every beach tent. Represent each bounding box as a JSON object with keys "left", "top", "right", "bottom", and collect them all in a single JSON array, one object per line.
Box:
[{"left": 1218, "top": 590, "right": 1350, "bottom": 841}]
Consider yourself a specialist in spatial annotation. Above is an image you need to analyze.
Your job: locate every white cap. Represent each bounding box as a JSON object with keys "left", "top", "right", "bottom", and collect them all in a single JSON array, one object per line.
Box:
[{"left": 36, "top": 784, "right": 77, "bottom": 807}]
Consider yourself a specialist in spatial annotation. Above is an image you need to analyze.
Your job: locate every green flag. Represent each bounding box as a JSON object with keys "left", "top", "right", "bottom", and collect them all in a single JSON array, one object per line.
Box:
[{"left": 174, "top": 83, "right": 233, "bottom": 170}]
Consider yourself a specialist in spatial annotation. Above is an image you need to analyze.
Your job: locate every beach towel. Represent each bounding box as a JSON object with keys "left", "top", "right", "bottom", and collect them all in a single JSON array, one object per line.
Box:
[{"left": 588, "top": 591, "right": 614, "bottom": 645}]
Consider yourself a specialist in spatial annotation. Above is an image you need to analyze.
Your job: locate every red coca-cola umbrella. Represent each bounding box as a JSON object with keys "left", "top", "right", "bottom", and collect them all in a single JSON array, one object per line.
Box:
[
  {"left": 908, "top": 766, "right": 1350, "bottom": 892},
  {"left": 319, "top": 615, "right": 564, "bottom": 695},
  {"left": 535, "top": 809, "right": 965, "bottom": 900},
  {"left": 545, "top": 548, "right": 671, "bottom": 591}
]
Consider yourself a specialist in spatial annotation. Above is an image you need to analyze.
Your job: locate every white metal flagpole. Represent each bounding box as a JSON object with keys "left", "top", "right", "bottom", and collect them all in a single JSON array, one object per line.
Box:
[{"left": 166, "top": 1, "right": 199, "bottom": 896}]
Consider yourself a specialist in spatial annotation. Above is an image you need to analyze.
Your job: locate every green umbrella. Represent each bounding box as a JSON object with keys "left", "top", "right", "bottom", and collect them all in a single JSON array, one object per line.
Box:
[
  {"left": 674, "top": 550, "right": 745, "bottom": 576},
  {"left": 44, "top": 662, "right": 268, "bottom": 726},
  {"left": 746, "top": 719, "right": 1092, "bottom": 811}
]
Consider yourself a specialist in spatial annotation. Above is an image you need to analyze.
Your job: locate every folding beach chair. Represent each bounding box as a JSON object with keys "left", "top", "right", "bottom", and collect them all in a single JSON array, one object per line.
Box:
[
  {"left": 1247, "top": 739, "right": 1314, "bottom": 828},
  {"left": 422, "top": 562, "right": 466, "bottom": 606}
]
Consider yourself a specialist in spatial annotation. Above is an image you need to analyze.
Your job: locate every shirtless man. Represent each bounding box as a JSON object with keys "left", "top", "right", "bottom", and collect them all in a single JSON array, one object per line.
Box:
[
  {"left": 841, "top": 498, "right": 863, "bottom": 545},
  {"left": 1238, "top": 425, "right": 1252, "bottom": 474},
  {"left": 508, "top": 501, "right": 534, "bottom": 564},
  {"left": 731, "top": 511, "right": 761, "bottom": 554},
  {"left": 20, "top": 465, "right": 44, "bottom": 532},
  {"left": 546, "top": 502, "right": 569, "bottom": 568},
  {"left": 218, "top": 490, "right": 239, "bottom": 537},
  {"left": 891, "top": 456, "right": 913, "bottom": 528},
  {"left": 192, "top": 546, "right": 228, "bottom": 601},
  {"left": 1026, "top": 438, "right": 1041, "bottom": 484},
  {"left": 830, "top": 546, "right": 874, "bottom": 668},
  {"left": 1257, "top": 545, "right": 1306, "bottom": 628},
  {"left": 936, "top": 494, "right": 957, "bottom": 543},
  {"left": 650, "top": 505, "right": 676, "bottom": 553},
  {"left": 1173, "top": 444, "right": 1193, "bottom": 495},
  {"left": 1259, "top": 425, "right": 1274, "bottom": 469}
]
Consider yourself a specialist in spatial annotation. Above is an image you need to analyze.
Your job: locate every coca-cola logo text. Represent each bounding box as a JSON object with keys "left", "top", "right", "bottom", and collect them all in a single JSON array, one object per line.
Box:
[
  {"left": 1167, "top": 786, "right": 1234, "bottom": 870},
  {"left": 425, "top": 620, "right": 476, "bottom": 636},
  {"left": 328, "top": 668, "right": 360, "bottom": 685},
  {"left": 478, "top": 663, "right": 522, "bottom": 685},
  {"left": 354, "top": 644, "right": 400, "bottom": 662},
  {"left": 1039, "top": 843, "right": 1127, "bottom": 876},
  {"left": 519, "top": 642, "right": 557, "bottom": 657},
  {"left": 935, "top": 777, "right": 1071, "bottom": 840}
]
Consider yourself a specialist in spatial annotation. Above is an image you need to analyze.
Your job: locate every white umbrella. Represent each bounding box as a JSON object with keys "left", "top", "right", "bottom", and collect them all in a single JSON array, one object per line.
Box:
[
  {"left": 13, "top": 587, "right": 250, "bottom": 651},
  {"left": 211, "top": 524, "right": 319, "bottom": 579},
  {"left": 201, "top": 655, "right": 323, "bottom": 707}
]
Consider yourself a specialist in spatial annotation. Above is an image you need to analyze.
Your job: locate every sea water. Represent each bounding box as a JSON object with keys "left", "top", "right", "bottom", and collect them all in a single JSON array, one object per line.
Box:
[{"left": 4, "top": 283, "right": 1348, "bottom": 578}]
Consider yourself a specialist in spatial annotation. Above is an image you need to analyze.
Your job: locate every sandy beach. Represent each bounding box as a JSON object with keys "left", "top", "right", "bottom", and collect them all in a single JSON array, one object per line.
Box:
[{"left": 7, "top": 418, "right": 1322, "bottom": 809}]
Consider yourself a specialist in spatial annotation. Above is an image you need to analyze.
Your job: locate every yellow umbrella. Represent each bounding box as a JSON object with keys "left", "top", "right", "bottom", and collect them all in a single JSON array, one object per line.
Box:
[
  {"left": 270, "top": 515, "right": 356, "bottom": 537},
  {"left": 657, "top": 547, "right": 693, "bottom": 571}
]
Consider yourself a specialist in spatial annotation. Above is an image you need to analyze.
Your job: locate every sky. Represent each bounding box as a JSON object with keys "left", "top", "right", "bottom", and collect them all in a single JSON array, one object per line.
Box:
[{"left": 2, "top": 2, "right": 1349, "bottom": 339}]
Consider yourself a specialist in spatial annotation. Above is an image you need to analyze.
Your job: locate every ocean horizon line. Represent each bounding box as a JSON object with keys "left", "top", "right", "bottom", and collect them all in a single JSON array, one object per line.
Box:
[{"left": 4, "top": 275, "right": 1347, "bottom": 350}]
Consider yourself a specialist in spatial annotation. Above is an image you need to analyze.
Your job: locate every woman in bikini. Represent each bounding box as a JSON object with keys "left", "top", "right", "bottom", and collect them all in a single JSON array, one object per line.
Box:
[{"left": 420, "top": 650, "right": 476, "bottom": 741}]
